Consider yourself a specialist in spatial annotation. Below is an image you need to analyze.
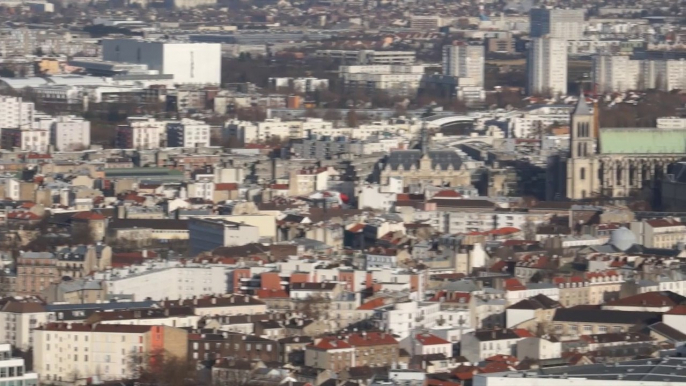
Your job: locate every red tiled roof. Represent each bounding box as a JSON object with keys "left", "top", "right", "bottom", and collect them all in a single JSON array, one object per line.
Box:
[
  {"left": 415, "top": 333, "right": 450, "bottom": 345},
  {"left": 72, "top": 211, "right": 105, "bottom": 220},
  {"left": 504, "top": 278, "right": 526, "bottom": 291},
  {"left": 215, "top": 183, "right": 239, "bottom": 191},
  {"left": 646, "top": 218, "right": 683, "bottom": 228},
  {"left": 489, "top": 260, "right": 507, "bottom": 273},
  {"left": 25, "top": 153, "right": 52, "bottom": 159},
  {"left": 38, "top": 323, "right": 152, "bottom": 333},
  {"left": 479, "top": 362, "right": 511, "bottom": 373},
  {"left": 357, "top": 297, "right": 388, "bottom": 310},
  {"left": 255, "top": 289, "right": 289, "bottom": 299},
  {"left": 346, "top": 332, "right": 398, "bottom": 346},
  {"left": 604, "top": 291, "right": 684, "bottom": 308},
  {"left": 348, "top": 224, "right": 365, "bottom": 233},
  {"left": 585, "top": 270, "right": 619, "bottom": 279},
  {"left": 484, "top": 354, "right": 518, "bottom": 364},
  {"left": 452, "top": 365, "right": 477, "bottom": 380},
  {"left": 490, "top": 227, "right": 521, "bottom": 235},
  {"left": 512, "top": 329, "right": 535, "bottom": 338},
  {"left": 7, "top": 211, "right": 40, "bottom": 220},
  {"left": 433, "top": 190, "right": 462, "bottom": 198},
  {"left": 667, "top": 305, "right": 686, "bottom": 315},
  {"left": 309, "top": 337, "right": 352, "bottom": 350}
]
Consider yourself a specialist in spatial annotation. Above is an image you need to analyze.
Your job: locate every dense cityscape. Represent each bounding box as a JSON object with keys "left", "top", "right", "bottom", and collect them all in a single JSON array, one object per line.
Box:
[{"left": 0, "top": 0, "right": 682, "bottom": 385}]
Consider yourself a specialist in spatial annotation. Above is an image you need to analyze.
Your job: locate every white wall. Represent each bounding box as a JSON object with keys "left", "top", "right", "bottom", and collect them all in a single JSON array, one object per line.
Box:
[{"left": 102, "top": 39, "right": 221, "bottom": 84}]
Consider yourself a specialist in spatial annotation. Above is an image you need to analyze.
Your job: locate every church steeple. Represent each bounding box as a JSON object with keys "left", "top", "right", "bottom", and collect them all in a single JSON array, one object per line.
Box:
[
  {"left": 573, "top": 91, "right": 592, "bottom": 116},
  {"left": 420, "top": 123, "right": 430, "bottom": 157}
]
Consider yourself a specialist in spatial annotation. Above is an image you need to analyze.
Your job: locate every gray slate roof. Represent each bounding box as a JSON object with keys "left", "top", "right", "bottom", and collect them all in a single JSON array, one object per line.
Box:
[{"left": 386, "top": 150, "right": 462, "bottom": 171}]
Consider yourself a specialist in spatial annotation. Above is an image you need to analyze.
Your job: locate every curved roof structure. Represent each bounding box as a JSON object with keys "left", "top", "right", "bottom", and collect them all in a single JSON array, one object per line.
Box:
[{"left": 608, "top": 227, "right": 637, "bottom": 251}]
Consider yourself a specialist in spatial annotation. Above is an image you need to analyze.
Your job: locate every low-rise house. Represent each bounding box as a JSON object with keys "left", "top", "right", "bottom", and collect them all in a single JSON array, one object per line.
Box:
[{"left": 460, "top": 329, "right": 532, "bottom": 362}]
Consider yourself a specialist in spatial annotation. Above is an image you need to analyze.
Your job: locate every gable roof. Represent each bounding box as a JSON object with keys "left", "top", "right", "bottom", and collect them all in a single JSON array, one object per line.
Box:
[
  {"left": 553, "top": 309, "right": 661, "bottom": 325},
  {"left": 603, "top": 291, "right": 686, "bottom": 308},
  {"left": 415, "top": 333, "right": 450, "bottom": 345}
]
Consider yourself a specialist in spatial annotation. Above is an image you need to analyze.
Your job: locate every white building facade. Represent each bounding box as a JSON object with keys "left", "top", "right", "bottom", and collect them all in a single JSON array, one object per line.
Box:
[
  {"left": 51, "top": 116, "right": 91, "bottom": 151},
  {"left": 527, "top": 37, "right": 568, "bottom": 96},
  {"left": 102, "top": 39, "right": 221, "bottom": 84}
]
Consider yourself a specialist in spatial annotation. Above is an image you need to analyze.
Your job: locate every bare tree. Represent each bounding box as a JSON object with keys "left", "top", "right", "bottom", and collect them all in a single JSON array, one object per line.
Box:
[
  {"left": 295, "top": 294, "right": 331, "bottom": 321},
  {"left": 128, "top": 349, "right": 198, "bottom": 386}
]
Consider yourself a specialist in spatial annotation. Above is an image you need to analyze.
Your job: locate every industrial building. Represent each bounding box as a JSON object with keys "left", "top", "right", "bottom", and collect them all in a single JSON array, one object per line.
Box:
[{"left": 102, "top": 39, "right": 221, "bottom": 85}]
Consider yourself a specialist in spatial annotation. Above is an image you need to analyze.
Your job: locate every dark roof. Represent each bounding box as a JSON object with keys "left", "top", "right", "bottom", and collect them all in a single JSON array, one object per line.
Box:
[
  {"left": 427, "top": 199, "right": 495, "bottom": 209},
  {"left": 347, "top": 366, "right": 389, "bottom": 380},
  {"left": 212, "top": 243, "right": 271, "bottom": 257},
  {"left": 553, "top": 309, "right": 662, "bottom": 325},
  {"left": 278, "top": 336, "right": 314, "bottom": 344},
  {"left": 624, "top": 244, "right": 681, "bottom": 257},
  {"left": 509, "top": 294, "right": 560, "bottom": 310},
  {"left": 573, "top": 93, "right": 592, "bottom": 116},
  {"left": 604, "top": 291, "right": 686, "bottom": 308},
  {"left": 291, "top": 282, "right": 337, "bottom": 291},
  {"left": 648, "top": 322, "right": 686, "bottom": 342},
  {"left": 386, "top": 150, "right": 462, "bottom": 171},
  {"left": 473, "top": 329, "right": 521, "bottom": 341},
  {"left": 163, "top": 295, "right": 265, "bottom": 308},
  {"left": 108, "top": 219, "right": 188, "bottom": 230}
]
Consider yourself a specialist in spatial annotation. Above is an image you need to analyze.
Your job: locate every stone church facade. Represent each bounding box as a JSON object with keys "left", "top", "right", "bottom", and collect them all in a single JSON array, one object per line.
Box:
[{"left": 566, "top": 95, "right": 685, "bottom": 200}]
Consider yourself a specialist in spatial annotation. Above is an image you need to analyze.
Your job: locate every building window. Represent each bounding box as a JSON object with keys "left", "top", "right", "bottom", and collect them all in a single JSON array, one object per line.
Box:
[{"left": 580, "top": 167, "right": 585, "bottom": 180}]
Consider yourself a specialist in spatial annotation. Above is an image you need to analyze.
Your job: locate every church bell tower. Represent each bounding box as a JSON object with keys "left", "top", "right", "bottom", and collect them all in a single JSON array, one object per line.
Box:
[{"left": 566, "top": 93, "right": 599, "bottom": 200}]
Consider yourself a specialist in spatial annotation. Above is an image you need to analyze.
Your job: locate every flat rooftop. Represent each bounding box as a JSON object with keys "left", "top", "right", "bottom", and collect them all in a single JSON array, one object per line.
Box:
[{"left": 480, "top": 357, "right": 686, "bottom": 383}]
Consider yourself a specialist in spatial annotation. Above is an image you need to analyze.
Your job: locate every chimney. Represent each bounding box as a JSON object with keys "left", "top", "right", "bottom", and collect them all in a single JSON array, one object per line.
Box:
[
  {"left": 491, "top": 331, "right": 496, "bottom": 339},
  {"left": 212, "top": 297, "right": 217, "bottom": 305}
]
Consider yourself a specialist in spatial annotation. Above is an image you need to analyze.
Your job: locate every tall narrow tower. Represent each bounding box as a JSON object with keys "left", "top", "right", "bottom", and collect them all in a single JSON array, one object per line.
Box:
[{"left": 566, "top": 93, "right": 599, "bottom": 199}]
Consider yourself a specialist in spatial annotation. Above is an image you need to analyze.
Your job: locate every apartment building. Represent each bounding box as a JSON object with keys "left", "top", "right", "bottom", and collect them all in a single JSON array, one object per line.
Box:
[
  {"left": 630, "top": 218, "right": 686, "bottom": 249},
  {"left": 33, "top": 323, "right": 188, "bottom": 384},
  {"left": 16, "top": 252, "right": 59, "bottom": 297},
  {"left": 551, "top": 308, "right": 660, "bottom": 337},
  {"left": 399, "top": 333, "right": 453, "bottom": 358},
  {"left": 166, "top": 118, "right": 210, "bottom": 148},
  {"left": 162, "top": 295, "right": 267, "bottom": 316},
  {"left": 314, "top": 50, "right": 416, "bottom": 65},
  {"left": 51, "top": 116, "right": 90, "bottom": 151},
  {"left": 592, "top": 54, "right": 639, "bottom": 93},
  {"left": 530, "top": 8, "right": 585, "bottom": 40},
  {"left": 116, "top": 118, "right": 167, "bottom": 149},
  {"left": 410, "top": 15, "right": 442, "bottom": 30},
  {"left": 189, "top": 331, "right": 279, "bottom": 364},
  {"left": 339, "top": 65, "right": 426, "bottom": 96},
  {"left": 461, "top": 329, "right": 531, "bottom": 362},
  {"left": 188, "top": 217, "right": 260, "bottom": 255},
  {"left": 528, "top": 37, "right": 568, "bottom": 96},
  {"left": 1, "top": 129, "right": 49, "bottom": 153},
  {"left": 0, "top": 343, "right": 37, "bottom": 386},
  {"left": 93, "top": 261, "right": 228, "bottom": 301},
  {"left": 0, "top": 96, "right": 34, "bottom": 129},
  {"left": 305, "top": 337, "right": 354, "bottom": 372},
  {"left": 347, "top": 332, "right": 399, "bottom": 367},
  {"left": 224, "top": 118, "right": 293, "bottom": 144},
  {"left": 442, "top": 44, "right": 485, "bottom": 87},
  {"left": 510, "top": 104, "right": 574, "bottom": 138}
]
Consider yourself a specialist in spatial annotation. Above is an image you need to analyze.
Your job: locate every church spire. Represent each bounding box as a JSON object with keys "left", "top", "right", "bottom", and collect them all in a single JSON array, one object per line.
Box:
[
  {"left": 420, "top": 122, "right": 430, "bottom": 157},
  {"left": 573, "top": 91, "right": 592, "bottom": 116}
]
